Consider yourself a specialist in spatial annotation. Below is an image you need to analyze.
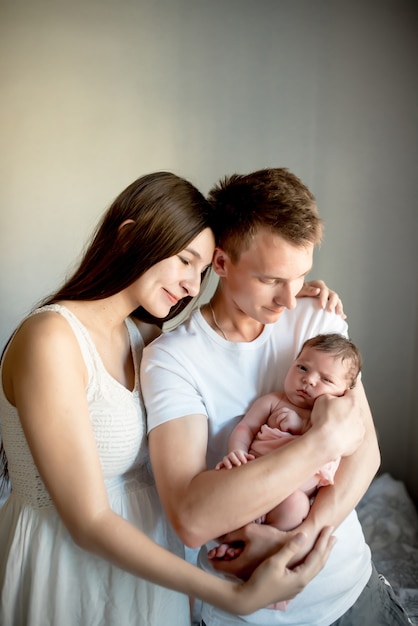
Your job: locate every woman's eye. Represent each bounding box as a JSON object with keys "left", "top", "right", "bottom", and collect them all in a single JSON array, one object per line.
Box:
[{"left": 178, "top": 256, "right": 190, "bottom": 266}]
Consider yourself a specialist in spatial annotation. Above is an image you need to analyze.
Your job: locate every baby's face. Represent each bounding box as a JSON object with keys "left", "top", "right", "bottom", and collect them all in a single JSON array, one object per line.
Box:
[{"left": 284, "top": 347, "right": 350, "bottom": 409}]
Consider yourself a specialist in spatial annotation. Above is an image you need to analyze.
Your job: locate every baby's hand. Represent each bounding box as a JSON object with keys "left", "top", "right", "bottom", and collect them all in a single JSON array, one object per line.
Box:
[
  {"left": 215, "top": 450, "right": 255, "bottom": 470},
  {"left": 276, "top": 407, "right": 303, "bottom": 434}
]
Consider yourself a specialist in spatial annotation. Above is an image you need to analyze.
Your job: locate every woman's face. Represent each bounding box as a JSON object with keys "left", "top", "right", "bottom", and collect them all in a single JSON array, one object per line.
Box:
[{"left": 131, "top": 227, "right": 215, "bottom": 318}]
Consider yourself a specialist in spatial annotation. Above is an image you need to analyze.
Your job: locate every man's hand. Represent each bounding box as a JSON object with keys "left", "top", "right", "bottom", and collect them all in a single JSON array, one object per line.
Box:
[
  {"left": 309, "top": 391, "right": 365, "bottom": 459},
  {"left": 297, "top": 280, "right": 346, "bottom": 319}
]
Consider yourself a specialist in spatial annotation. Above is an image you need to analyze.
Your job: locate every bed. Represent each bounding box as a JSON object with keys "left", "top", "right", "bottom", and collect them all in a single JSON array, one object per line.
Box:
[{"left": 356, "top": 473, "right": 418, "bottom": 624}]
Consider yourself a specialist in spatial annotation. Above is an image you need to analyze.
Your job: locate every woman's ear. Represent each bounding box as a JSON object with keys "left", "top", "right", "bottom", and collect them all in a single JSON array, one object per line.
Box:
[
  {"left": 118, "top": 219, "right": 135, "bottom": 232},
  {"left": 211, "top": 247, "right": 229, "bottom": 277}
]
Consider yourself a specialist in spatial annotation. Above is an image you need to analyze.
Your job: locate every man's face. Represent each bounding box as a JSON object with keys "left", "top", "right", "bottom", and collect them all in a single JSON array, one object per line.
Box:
[{"left": 215, "top": 228, "right": 314, "bottom": 324}]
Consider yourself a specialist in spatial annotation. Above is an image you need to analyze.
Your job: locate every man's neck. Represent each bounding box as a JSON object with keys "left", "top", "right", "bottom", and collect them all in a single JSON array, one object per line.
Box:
[{"left": 202, "top": 288, "right": 264, "bottom": 343}]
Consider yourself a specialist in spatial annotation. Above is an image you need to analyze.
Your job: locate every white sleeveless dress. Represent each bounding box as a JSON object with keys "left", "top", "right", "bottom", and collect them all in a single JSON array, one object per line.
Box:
[{"left": 0, "top": 304, "right": 190, "bottom": 626}]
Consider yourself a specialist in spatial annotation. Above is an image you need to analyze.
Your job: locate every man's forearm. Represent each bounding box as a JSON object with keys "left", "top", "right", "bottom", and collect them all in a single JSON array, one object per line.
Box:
[
  {"left": 150, "top": 419, "right": 348, "bottom": 548},
  {"left": 299, "top": 381, "right": 380, "bottom": 536}
]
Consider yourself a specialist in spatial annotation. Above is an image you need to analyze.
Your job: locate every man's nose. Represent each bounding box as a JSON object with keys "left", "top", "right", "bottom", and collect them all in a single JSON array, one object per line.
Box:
[{"left": 274, "top": 284, "right": 297, "bottom": 310}]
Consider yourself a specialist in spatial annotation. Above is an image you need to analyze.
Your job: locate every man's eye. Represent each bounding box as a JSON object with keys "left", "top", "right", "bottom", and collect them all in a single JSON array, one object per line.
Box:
[{"left": 259, "top": 278, "right": 278, "bottom": 285}]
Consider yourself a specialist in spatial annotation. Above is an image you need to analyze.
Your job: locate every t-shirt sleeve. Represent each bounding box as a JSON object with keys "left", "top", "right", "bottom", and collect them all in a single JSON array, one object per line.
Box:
[
  {"left": 141, "top": 337, "right": 208, "bottom": 434},
  {"left": 290, "top": 298, "right": 349, "bottom": 355}
]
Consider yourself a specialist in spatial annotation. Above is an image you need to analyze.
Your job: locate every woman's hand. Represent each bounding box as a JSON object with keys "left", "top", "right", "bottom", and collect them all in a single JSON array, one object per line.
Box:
[
  {"left": 210, "top": 520, "right": 329, "bottom": 582},
  {"left": 210, "top": 523, "right": 286, "bottom": 580},
  {"left": 229, "top": 526, "right": 336, "bottom": 614},
  {"left": 297, "top": 280, "right": 346, "bottom": 319}
]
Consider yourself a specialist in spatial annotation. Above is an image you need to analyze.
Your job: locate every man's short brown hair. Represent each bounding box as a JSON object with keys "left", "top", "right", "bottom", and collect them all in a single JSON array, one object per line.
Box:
[{"left": 208, "top": 168, "right": 323, "bottom": 262}]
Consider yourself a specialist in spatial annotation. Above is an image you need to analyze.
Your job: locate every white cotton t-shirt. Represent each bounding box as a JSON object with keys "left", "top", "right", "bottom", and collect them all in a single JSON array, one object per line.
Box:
[{"left": 141, "top": 298, "right": 372, "bottom": 626}]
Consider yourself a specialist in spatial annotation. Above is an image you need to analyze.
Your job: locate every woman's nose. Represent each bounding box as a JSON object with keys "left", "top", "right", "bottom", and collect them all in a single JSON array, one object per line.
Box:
[{"left": 182, "top": 273, "right": 201, "bottom": 297}]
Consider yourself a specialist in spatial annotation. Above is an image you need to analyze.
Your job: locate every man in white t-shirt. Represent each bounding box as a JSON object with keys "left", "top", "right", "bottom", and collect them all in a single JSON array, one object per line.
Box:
[{"left": 141, "top": 168, "right": 410, "bottom": 626}]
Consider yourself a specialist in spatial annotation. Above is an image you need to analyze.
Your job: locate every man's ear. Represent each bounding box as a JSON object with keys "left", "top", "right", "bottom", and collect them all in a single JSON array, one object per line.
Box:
[{"left": 212, "top": 247, "right": 229, "bottom": 277}]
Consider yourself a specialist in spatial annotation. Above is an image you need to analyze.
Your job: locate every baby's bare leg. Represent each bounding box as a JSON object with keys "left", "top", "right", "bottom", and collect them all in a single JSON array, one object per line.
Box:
[
  {"left": 265, "top": 490, "right": 311, "bottom": 531},
  {"left": 209, "top": 490, "right": 311, "bottom": 563}
]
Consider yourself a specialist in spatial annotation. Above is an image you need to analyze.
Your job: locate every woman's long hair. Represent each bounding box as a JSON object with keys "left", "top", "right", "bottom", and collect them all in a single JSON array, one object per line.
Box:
[
  {"left": 0, "top": 171, "right": 214, "bottom": 494},
  {"left": 43, "top": 171, "right": 213, "bottom": 322}
]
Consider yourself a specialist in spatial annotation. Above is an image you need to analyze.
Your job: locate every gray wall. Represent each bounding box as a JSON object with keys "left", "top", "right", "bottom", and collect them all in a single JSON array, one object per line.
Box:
[{"left": 1, "top": 0, "right": 417, "bottom": 498}]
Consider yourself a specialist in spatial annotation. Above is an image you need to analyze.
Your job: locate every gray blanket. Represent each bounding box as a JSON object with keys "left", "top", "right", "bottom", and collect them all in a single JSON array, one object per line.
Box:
[{"left": 357, "top": 473, "right": 418, "bottom": 624}]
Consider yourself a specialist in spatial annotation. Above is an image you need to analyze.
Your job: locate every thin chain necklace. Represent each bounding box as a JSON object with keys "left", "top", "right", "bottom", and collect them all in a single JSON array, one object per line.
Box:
[{"left": 209, "top": 301, "right": 228, "bottom": 341}]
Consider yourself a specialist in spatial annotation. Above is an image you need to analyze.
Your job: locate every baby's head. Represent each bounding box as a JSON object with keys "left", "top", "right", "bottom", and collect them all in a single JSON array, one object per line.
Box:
[{"left": 284, "top": 334, "right": 362, "bottom": 409}]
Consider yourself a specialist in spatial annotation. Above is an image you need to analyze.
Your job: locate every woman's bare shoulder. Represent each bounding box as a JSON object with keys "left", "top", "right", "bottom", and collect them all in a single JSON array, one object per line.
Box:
[
  {"left": 4, "top": 309, "right": 80, "bottom": 372},
  {"left": 2, "top": 309, "right": 84, "bottom": 405},
  {"left": 13, "top": 309, "right": 72, "bottom": 342}
]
